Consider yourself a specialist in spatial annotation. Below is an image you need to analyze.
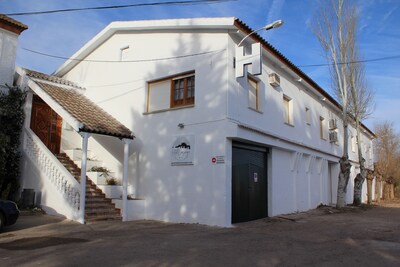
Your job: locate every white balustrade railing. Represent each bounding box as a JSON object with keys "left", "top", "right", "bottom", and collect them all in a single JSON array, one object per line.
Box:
[{"left": 23, "top": 128, "right": 81, "bottom": 211}]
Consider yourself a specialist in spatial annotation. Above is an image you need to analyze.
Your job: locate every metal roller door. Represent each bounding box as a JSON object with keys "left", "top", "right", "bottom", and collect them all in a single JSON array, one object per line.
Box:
[{"left": 232, "top": 144, "right": 268, "bottom": 223}]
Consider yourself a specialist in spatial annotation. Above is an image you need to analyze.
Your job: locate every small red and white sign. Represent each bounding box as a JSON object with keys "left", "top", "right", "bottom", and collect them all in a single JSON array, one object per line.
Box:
[{"left": 211, "top": 156, "right": 225, "bottom": 164}]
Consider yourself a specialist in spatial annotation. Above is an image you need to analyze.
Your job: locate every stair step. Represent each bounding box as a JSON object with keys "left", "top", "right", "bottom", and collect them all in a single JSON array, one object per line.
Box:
[
  {"left": 86, "top": 195, "right": 107, "bottom": 200},
  {"left": 85, "top": 209, "right": 119, "bottom": 216},
  {"left": 86, "top": 203, "right": 115, "bottom": 209},
  {"left": 86, "top": 187, "right": 102, "bottom": 193},
  {"left": 56, "top": 153, "right": 121, "bottom": 223},
  {"left": 85, "top": 215, "right": 122, "bottom": 222},
  {"left": 86, "top": 198, "right": 112, "bottom": 203},
  {"left": 86, "top": 208, "right": 119, "bottom": 214}
]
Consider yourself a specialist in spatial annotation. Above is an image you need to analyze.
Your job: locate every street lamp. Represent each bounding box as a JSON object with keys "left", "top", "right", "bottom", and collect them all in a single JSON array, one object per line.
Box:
[
  {"left": 237, "top": 19, "right": 284, "bottom": 47},
  {"left": 235, "top": 19, "right": 284, "bottom": 78}
]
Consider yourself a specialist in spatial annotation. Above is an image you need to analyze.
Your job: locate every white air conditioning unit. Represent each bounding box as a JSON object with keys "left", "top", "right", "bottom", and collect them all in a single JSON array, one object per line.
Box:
[
  {"left": 269, "top": 73, "right": 280, "bottom": 87},
  {"left": 329, "top": 119, "right": 337, "bottom": 130},
  {"left": 329, "top": 131, "right": 338, "bottom": 143}
]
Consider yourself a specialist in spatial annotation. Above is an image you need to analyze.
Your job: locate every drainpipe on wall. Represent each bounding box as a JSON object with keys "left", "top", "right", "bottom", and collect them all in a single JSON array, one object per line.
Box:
[
  {"left": 122, "top": 138, "right": 132, "bottom": 221},
  {"left": 79, "top": 132, "right": 91, "bottom": 224}
]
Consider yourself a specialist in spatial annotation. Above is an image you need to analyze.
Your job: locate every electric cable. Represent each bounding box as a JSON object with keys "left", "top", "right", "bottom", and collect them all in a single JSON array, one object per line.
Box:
[
  {"left": 21, "top": 47, "right": 226, "bottom": 63},
  {"left": 297, "top": 55, "right": 400, "bottom": 68},
  {"left": 5, "top": 0, "right": 236, "bottom": 16},
  {"left": 21, "top": 46, "right": 399, "bottom": 66}
]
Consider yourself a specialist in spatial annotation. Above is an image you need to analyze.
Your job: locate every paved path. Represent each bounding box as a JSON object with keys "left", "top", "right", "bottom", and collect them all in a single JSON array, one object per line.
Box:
[{"left": 0, "top": 201, "right": 399, "bottom": 266}]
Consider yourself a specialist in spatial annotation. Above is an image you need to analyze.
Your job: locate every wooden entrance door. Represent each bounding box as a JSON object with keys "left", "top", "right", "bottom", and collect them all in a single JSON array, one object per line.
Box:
[{"left": 30, "top": 95, "right": 62, "bottom": 154}]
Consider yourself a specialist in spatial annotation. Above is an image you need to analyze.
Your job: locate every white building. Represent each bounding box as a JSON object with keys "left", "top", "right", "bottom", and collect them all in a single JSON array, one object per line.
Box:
[
  {"left": 0, "top": 14, "right": 27, "bottom": 91},
  {"left": 16, "top": 17, "right": 375, "bottom": 227}
]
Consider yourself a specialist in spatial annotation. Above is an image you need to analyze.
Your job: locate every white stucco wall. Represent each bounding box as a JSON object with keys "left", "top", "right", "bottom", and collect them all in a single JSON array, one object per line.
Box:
[
  {"left": 226, "top": 34, "right": 374, "bottom": 212},
  {"left": 60, "top": 29, "right": 231, "bottom": 226},
  {"left": 53, "top": 20, "right": 375, "bottom": 226},
  {"left": 20, "top": 149, "right": 80, "bottom": 221},
  {"left": 0, "top": 28, "right": 18, "bottom": 89}
]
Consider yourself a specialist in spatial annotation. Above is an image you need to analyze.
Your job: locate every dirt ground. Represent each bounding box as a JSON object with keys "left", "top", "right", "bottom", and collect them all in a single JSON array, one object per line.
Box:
[{"left": 0, "top": 200, "right": 399, "bottom": 267}]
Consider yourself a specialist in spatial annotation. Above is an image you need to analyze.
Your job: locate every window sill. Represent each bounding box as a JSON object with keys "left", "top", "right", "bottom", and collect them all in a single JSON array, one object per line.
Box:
[
  {"left": 144, "top": 104, "right": 195, "bottom": 115},
  {"left": 248, "top": 107, "right": 263, "bottom": 114},
  {"left": 284, "top": 122, "right": 294, "bottom": 127}
]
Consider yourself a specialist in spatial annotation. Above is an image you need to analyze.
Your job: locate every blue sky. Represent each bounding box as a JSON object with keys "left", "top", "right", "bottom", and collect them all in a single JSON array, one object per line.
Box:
[{"left": 2, "top": 0, "right": 400, "bottom": 132}]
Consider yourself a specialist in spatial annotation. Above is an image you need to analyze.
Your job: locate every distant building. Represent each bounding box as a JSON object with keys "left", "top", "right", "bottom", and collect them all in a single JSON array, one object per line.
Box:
[
  {"left": 16, "top": 18, "right": 375, "bottom": 226},
  {"left": 0, "top": 14, "right": 27, "bottom": 91}
]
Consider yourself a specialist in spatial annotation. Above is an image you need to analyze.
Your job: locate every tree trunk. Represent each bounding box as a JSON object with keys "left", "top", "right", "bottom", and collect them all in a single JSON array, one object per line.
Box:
[
  {"left": 353, "top": 119, "right": 367, "bottom": 206},
  {"left": 337, "top": 156, "right": 352, "bottom": 208},
  {"left": 383, "top": 182, "right": 390, "bottom": 200},
  {"left": 375, "top": 175, "right": 381, "bottom": 203},
  {"left": 366, "top": 171, "right": 373, "bottom": 204},
  {"left": 353, "top": 173, "right": 364, "bottom": 206},
  {"left": 390, "top": 184, "right": 395, "bottom": 199},
  {"left": 353, "top": 166, "right": 368, "bottom": 206}
]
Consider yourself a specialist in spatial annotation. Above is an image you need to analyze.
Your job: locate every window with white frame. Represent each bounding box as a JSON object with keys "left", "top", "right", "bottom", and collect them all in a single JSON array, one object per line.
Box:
[
  {"left": 320, "top": 116, "right": 326, "bottom": 139},
  {"left": 120, "top": 45, "right": 130, "bottom": 61},
  {"left": 248, "top": 76, "right": 260, "bottom": 111},
  {"left": 351, "top": 135, "right": 356, "bottom": 152},
  {"left": 305, "top": 107, "right": 311, "bottom": 125},
  {"left": 283, "top": 95, "right": 293, "bottom": 125},
  {"left": 369, "top": 145, "right": 373, "bottom": 159},
  {"left": 146, "top": 71, "right": 195, "bottom": 112}
]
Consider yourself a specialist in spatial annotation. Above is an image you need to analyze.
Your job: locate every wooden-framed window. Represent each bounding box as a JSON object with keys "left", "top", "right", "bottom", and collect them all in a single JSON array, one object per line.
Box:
[
  {"left": 171, "top": 74, "right": 195, "bottom": 108},
  {"left": 248, "top": 76, "right": 260, "bottom": 111},
  {"left": 283, "top": 95, "right": 293, "bottom": 125},
  {"left": 146, "top": 71, "right": 195, "bottom": 113}
]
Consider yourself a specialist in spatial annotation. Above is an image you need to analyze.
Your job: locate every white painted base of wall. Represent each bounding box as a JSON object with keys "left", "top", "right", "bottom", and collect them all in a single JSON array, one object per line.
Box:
[
  {"left": 74, "top": 159, "right": 102, "bottom": 170},
  {"left": 87, "top": 172, "right": 107, "bottom": 184},
  {"left": 112, "top": 199, "right": 146, "bottom": 221},
  {"left": 20, "top": 153, "right": 81, "bottom": 222},
  {"left": 98, "top": 185, "right": 123, "bottom": 199}
]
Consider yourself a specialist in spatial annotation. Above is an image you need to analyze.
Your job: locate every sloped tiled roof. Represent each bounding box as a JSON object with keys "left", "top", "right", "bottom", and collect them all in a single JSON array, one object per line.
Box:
[
  {"left": 25, "top": 69, "right": 83, "bottom": 88},
  {"left": 234, "top": 18, "right": 376, "bottom": 139},
  {"left": 25, "top": 69, "right": 134, "bottom": 139},
  {"left": 0, "top": 14, "right": 28, "bottom": 34}
]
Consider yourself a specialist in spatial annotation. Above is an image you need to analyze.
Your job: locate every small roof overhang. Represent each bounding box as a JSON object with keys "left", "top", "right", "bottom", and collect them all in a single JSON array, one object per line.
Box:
[
  {"left": 17, "top": 67, "right": 134, "bottom": 140},
  {"left": 0, "top": 14, "right": 28, "bottom": 35}
]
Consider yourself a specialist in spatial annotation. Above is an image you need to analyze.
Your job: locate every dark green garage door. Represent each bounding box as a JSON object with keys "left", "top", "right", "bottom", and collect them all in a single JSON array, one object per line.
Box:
[{"left": 232, "top": 144, "right": 267, "bottom": 223}]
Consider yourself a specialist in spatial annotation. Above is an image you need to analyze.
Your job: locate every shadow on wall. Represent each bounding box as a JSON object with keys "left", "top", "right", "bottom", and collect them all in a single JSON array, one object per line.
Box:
[{"left": 122, "top": 28, "right": 228, "bottom": 224}]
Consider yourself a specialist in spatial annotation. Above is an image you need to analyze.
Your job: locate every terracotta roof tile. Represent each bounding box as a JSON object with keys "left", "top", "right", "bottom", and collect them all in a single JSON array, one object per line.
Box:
[
  {"left": 35, "top": 81, "right": 134, "bottom": 139},
  {"left": 234, "top": 18, "right": 375, "bottom": 138},
  {"left": 23, "top": 69, "right": 134, "bottom": 140},
  {"left": 25, "top": 69, "right": 83, "bottom": 89},
  {"left": 0, "top": 14, "right": 28, "bottom": 34}
]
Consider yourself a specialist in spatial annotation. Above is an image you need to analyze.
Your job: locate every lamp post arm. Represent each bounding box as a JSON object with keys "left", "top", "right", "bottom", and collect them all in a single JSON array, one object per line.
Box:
[
  {"left": 237, "top": 20, "right": 283, "bottom": 47},
  {"left": 237, "top": 26, "right": 267, "bottom": 47}
]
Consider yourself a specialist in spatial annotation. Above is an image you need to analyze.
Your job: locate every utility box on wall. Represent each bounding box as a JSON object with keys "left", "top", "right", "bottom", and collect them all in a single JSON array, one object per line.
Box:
[{"left": 21, "top": 188, "right": 35, "bottom": 208}]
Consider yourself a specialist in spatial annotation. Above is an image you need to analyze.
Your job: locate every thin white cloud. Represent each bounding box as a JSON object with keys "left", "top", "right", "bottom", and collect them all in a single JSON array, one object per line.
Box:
[{"left": 266, "top": 0, "right": 285, "bottom": 24}]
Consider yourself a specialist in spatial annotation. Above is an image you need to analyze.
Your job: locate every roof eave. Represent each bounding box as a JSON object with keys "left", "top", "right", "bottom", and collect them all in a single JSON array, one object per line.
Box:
[
  {"left": 233, "top": 18, "right": 376, "bottom": 139},
  {"left": 79, "top": 127, "right": 135, "bottom": 140},
  {"left": 53, "top": 17, "right": 236, "bottom": 76},
  {"left": 26, "top": 79, "right": 83, "bottom": 132}
]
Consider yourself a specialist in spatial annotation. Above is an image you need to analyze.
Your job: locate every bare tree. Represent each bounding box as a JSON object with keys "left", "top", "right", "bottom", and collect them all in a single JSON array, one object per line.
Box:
[
  {"left": 312, "top": 0, "right": 355, "bottom": 208},
  {"left": 347, "top": 18, "right": 375, "bottom": 205},
  {"left": 374, "top": 121, "right": 400, "bottom": 200}
]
